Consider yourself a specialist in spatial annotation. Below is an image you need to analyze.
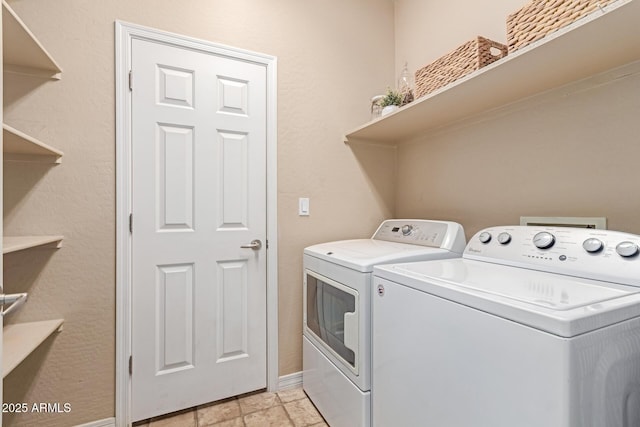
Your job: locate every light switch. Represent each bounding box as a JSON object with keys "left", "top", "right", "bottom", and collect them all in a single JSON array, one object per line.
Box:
[{"left": 299, "top": 198, "right": 310, "bottom": 216}]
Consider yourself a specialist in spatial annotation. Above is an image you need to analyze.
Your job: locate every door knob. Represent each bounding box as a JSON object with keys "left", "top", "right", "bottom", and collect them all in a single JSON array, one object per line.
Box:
[{"left": 240, "top": 239, "right": 262, "bottom": 250}]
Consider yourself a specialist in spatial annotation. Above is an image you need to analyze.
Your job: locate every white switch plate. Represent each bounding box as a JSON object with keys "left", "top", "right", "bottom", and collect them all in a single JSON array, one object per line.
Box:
[{"left": 299, "top": 198, "right": 310, "bottom": 216}]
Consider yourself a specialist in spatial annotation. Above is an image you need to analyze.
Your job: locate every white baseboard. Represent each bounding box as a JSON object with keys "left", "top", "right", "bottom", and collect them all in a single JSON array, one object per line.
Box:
[
  {"left": 278, "top": 371, "right": 302, "bottom": 390},
  {"left": 76, "top": 375, "right": 300, "bottom": 426},
  {"left": 74, "top": 417, "right": 116, "bottom": 427}
]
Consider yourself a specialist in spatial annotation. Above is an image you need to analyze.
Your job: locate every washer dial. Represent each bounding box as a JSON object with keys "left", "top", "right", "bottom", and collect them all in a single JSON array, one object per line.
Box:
[
  {"left": 497, "top": 232, "right": 512, "bottom": 245},
  {"left": 533, "top": 232, "right": 556, "bottom": 249},
  {"left": 582, "top": 238, "right": 604, "bottom": 253},
  {"left": 479, "top": 232, "right": 492, "bottom": 244},
  {"left": 401, "top": 225, "right": 413, "bottom": 236},
  {"left": 616, "top": 241, "right": 639, "bottom": 258}
]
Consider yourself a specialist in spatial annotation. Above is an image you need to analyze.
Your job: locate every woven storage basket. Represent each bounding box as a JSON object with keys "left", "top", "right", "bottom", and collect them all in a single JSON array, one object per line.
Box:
[
  {"left": 414, "top": 36, "right": 508, "bottom": 99},
  {"left": 507, "top": 0, "right": 617, "bottom": 52}
]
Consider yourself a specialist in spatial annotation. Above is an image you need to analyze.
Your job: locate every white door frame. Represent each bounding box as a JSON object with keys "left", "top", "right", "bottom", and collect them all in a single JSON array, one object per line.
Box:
[{"left": 114, "top": 21, "right": 278, "bottom": 426}]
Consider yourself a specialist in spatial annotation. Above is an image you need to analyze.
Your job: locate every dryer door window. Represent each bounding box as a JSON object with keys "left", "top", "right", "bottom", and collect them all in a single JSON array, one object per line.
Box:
[{"left": 305, "top": 270, "right": 358, "bottom": 370}]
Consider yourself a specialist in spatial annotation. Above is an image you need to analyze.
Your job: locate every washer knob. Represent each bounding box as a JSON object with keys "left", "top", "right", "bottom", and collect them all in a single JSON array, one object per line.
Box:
[
  {"left": 533, "top": 232, "right": 556, "bottom": 249},
  {"left": 478, "top": 232, "right": 492, "bottom": 244},
  {"left": 401, "top": 225, "right": 413, "bottom": 236},
  {"left": 497, "top": 232, "right": 512, "bottom": 245},
  {"left": 616, "top": 241, "right": 639, "bottom": 258},
  {"left": 582, "top": 238, "right": 604, "bottom": 253}
]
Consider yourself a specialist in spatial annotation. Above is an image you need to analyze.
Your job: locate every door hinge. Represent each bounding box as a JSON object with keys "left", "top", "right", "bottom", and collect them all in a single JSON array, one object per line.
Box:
[
  {"left": 129, "top": 355, "right": 133, "bottom": 375},
  {"left": 129, "top": 213, "right": 133, "bottom": 233},
  {"left": 129, "top": 70, "right": 133, "bottom": 91},
  {"left": 266, "top": 239, "right": 269, "bottom": 249}
]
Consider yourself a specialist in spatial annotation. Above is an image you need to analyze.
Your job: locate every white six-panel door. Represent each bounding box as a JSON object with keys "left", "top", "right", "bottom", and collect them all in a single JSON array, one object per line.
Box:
[{"left": 130, "top": 37, "right": 267, "bottom": 421}]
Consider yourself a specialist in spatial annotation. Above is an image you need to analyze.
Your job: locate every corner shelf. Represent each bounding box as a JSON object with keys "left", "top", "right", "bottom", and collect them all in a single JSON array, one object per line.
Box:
[
  {"left": 3, "top": 235, "right": 64, "bottom": 254},
  {"left": 345, "top": 0, "right": 640, "bottom": 144},
  {"left": 2, "top": 319, "right": 64, "bottom": 377},
  {"left": 3, "top": 124, "right": 63, "bottom": 163},
  {"left": 2, "top": 0, "right": 62, "bottom": 79}
]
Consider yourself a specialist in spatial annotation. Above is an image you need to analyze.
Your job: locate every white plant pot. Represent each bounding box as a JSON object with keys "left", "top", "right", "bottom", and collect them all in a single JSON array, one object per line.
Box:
[{"left": 381, "top": 105, "right": 399, "bottom": 116}]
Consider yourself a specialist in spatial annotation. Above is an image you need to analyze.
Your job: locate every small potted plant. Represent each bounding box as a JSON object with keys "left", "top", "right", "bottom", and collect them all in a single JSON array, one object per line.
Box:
[{"left": 379, "top": 88, "right": 403, "bottom": 116}]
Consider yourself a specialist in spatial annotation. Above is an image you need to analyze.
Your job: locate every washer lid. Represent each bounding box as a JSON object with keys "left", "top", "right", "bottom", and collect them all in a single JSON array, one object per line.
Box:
[
  {"left": 374, "top": 259, "right": 640, "bottom": 337},
  {"left": 304, "top": 239, "right": 458, "bottom": 273}
]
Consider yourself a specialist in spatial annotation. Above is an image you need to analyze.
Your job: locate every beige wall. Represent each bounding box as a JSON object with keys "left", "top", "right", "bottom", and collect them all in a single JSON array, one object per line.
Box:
[
  {"left": 396, "top": 65, "right": 640, "bottom": 238},
  {"left": 393, "top": 0, "right": 640, "bottom": 239},
  {"left": 3, "top": 1, "right": 395, "bottom": 425}
]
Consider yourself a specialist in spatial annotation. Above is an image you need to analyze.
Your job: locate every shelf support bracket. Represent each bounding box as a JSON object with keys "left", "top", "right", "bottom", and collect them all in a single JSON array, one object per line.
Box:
[{"left": 1, "top": 292, "right": 28, "bottom": 317}]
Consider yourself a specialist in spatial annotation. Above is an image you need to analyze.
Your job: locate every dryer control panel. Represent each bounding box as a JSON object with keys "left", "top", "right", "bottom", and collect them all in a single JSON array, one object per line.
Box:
[
  {"left": 373, "top": 219, "right": 466, "bottom": 253},
  {"left": 465, "top": 226, "right": 640, "bottom": 287}
]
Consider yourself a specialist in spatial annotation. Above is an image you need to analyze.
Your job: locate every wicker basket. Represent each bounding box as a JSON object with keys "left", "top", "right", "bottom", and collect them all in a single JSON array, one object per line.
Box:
[
  {"left": 414, "top": 36, "right": 508, "bottom": 99},
  {"left": 507, "top": 0, "right": 617, "bottom": 52}
]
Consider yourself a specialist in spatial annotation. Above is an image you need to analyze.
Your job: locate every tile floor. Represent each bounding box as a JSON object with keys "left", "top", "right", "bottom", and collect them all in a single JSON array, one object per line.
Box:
[{"left": 134, "top": 387, "right": 328, "bottom": 427}]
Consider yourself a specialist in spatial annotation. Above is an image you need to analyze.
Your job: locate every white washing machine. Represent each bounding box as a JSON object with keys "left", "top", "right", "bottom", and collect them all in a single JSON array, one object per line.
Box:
[
  {"left": 303, "top": 219, "right": 466, "bottom": 427},
  {"left": 372, "top": 225, "right": 640, "bottom": 427}
]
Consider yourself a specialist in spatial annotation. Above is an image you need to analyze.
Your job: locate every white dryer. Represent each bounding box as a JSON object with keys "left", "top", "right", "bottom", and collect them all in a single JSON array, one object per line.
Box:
[
  {"left": 373, "top": 225, "right": 640, "bottom": 427},
  {"left": 303, "top": 219, "right": 466, "bottom": 427}
]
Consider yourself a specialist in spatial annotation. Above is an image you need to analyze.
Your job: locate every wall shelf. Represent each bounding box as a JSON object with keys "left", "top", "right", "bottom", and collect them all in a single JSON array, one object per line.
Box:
[
  {"left": 2, "top": 319, "right": 64, "bottom": 377},
  {"left": 345, "top": 0, "right": 640, "bottom": 144},
  {"left": 2, "top": 0, "right": 62, "bottom": 79},
  {"left": 3, "top": 123, "right": 63, "bottom": 163},
  {"left": 1, "top": 0, "right": 66, "bottom": 399},
  {"left": 3, "top": 236, "right": 64, "bottom": 254}
]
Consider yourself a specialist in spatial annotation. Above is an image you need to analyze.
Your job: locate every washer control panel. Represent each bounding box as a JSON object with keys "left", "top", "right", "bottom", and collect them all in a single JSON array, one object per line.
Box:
[
  {"left": 373, "top": 219, "right": 466, "bottom": 252},
  {"left": 465, "top": 226, "right": 640, "bottom": 286}
]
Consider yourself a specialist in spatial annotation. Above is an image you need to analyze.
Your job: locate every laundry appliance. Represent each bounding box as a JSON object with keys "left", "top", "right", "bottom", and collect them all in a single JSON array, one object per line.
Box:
[
  {"left": 373, "top": 225, "right": 640, "bottom": 427},
  {"left": 303, "top": 219, "right": 466, "bottom": 427}
]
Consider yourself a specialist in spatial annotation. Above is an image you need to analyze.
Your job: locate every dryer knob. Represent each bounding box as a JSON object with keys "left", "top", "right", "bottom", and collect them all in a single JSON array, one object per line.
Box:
[
  {"left": 533, "top": 232, "right": 555, "bottom": 249},
  {"left": 497, "top": 232, "right": 512, "bottom": 245},
  {"left": 401, "top": 225, "right": 413, "bottom": 236},
  {"left": 478, "top": 232, "right": 492, "bottom": 244},
  {"left": 616, "top": 241, "right": 639, "bottom": 258},
  {"left": 582, "top": 238, "right": 604, "bottom": 253}
]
